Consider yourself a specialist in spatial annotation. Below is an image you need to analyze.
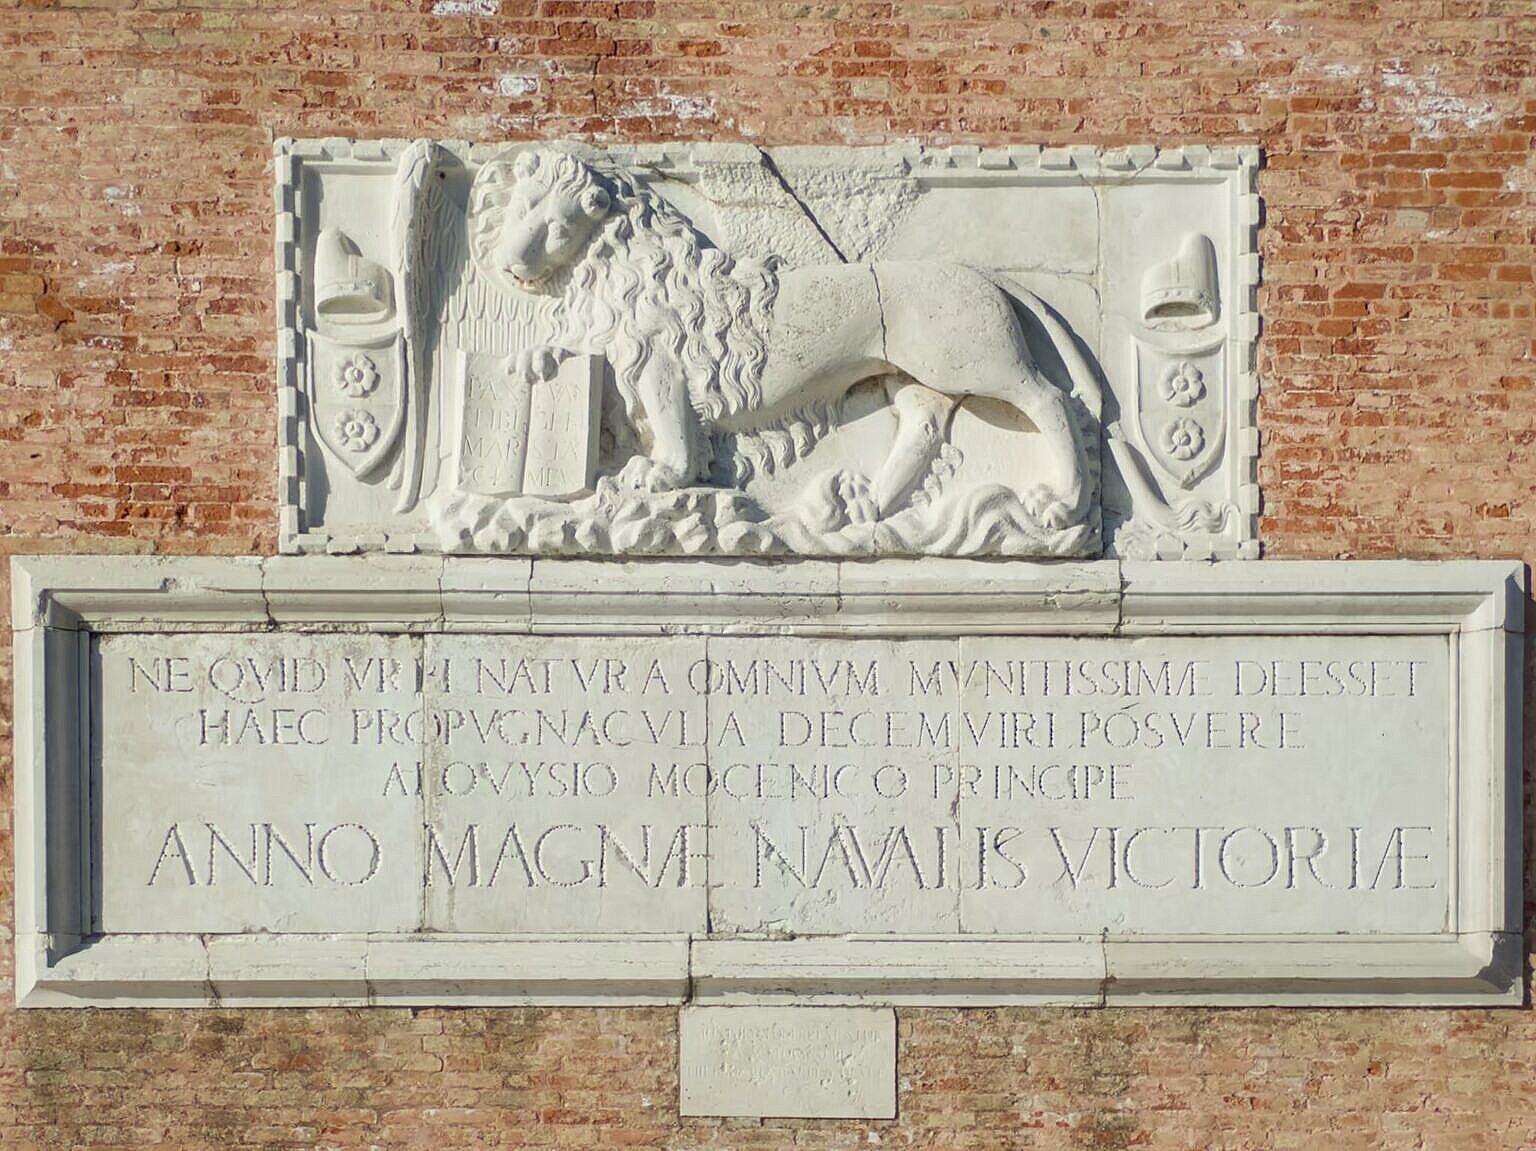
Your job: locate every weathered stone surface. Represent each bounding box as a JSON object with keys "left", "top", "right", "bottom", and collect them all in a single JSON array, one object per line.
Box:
[
  {"left": 96, "top": 632, "right": 423, "bottom": 935},
  {"left": 703, "top": 635, "right": 964, "bottom": 937},
  {"left": 953, "top": 634, "right": 1449, "bottom": 936},
  {"left": 12, "top": 556, "right": 1522, "bottom": 1007},
  {"left": 89, "top": 628, "right": 1454, "bottom": 939},
  {"left": 280, "top": 142, "right": 1259, "bottom": 560},
  {"left": 679, "top": 1005, "right": 896, "bottom": 1118},
  {"left": 420, "top": 633, "right": 709, "bottom": 933}
]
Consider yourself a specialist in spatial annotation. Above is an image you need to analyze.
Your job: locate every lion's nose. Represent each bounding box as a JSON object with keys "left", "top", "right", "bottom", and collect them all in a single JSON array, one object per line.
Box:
[{"left": 496, "top": 240, "right": 537, "bottom": 279}]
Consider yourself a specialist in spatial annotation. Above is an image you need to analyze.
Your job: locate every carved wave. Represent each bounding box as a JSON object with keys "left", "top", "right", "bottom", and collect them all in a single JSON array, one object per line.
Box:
[
  {"left": 1108, "top": 500, "right": 1235, "bottom": 559},
  {"left": 873, "top": 483, "right": 1096, "bottom": 556},
  {"left": 429, "top": 477, "right": 1096, "bottom": 559}
]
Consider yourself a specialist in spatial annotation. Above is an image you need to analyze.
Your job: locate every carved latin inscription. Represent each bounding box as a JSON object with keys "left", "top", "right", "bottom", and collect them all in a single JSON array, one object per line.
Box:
[{"left": 97, "top": 631, "right": 1451, "bottom": 937}]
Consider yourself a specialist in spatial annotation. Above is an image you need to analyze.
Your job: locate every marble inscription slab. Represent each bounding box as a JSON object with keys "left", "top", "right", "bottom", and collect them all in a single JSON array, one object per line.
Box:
[
  {"left": 12, "top": 556, "right": 1522, "bottom": 1006},
  {"left": 96, "top": 630, "right": 1450, "bottom": 939}
]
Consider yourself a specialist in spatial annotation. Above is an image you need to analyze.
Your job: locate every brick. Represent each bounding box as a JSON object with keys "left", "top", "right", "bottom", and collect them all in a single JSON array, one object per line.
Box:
[{"left": 0, "top": 4, "right": 1533, "bottom": 1149}]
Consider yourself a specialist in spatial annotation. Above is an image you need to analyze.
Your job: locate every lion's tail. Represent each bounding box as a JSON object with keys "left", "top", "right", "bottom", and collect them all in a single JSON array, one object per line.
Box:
[{"left": 708, "top": 399, "right": 842, "bottom": 488}]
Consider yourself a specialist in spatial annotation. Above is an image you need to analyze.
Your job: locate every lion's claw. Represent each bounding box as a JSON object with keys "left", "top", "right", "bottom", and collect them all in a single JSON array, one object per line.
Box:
[
  {"left": 612, "top": 455, "right": 685, "bottom": 494},
  {"left": 833, "top": 471, "right": 880, "bottom": 527},
  {"left": 1023, "top": 484, "right": 1079, "bottom": 530},
  {"left": 506, "top": 345, "right": 567, "bottom": 386}
]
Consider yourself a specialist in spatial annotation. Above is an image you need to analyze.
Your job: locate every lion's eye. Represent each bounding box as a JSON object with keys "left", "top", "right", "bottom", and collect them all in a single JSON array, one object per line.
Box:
[{"left": 547, "top": 223, "right": 570, "bottom": 244}]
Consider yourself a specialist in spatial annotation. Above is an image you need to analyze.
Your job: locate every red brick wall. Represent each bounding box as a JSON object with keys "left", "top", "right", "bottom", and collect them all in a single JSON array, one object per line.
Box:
[{"left": 1, "top": 2, "right": 1533, "bottom": 1146}]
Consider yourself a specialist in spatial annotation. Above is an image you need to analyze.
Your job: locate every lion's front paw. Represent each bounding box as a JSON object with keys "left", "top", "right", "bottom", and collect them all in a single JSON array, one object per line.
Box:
[
  {"left": 1023, "top": 484, "right": 1079, "bottom": 530},
  {"left": 506, "top": 345, "right": 567, "bottom": 386},
  {"left": 612, "top": 455, "right": 685, "bottom": 494}
]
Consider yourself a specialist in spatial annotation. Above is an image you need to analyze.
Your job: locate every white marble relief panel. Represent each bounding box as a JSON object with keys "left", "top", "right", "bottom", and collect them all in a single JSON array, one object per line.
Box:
[{"left": 276, "top": 141, "right": 1259, "bottom": 559}]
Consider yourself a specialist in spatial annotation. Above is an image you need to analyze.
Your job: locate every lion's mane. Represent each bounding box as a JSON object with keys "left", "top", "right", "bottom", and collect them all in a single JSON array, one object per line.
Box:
[{"left": 471, "top": 149, "right": 779, "bottom": 437}]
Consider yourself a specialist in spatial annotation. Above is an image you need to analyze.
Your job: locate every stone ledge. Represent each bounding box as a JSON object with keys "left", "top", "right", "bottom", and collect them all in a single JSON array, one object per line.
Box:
[{"left": 11, "top": 555, "right": 1524, "bottom": 633}]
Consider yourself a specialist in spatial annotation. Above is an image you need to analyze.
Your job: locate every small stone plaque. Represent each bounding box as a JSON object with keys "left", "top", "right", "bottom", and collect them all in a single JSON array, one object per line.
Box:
[{"left": 679, "top": 1005, "right": 896, "bottom": 1119}]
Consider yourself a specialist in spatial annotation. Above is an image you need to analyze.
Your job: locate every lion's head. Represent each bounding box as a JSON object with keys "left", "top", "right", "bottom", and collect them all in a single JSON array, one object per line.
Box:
[
  {"left": 480, "top": 150, "right": 612, "bottom": 288},
  {"left": 469, "top": 146, "right": 780, "bottom": 433}
]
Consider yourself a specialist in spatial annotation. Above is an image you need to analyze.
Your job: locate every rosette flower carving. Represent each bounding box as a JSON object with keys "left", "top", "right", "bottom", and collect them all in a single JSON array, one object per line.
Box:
[
  {"left": 334, "top": 409, "right": 380, "bottom": 452},
  {"left": 1157, "top": 360, "right": 1205, "bottom": 407},
  {"left": 334, "top": 353, "right": 379, "bottom": 398},
  {"left": 1160, "top": 416, "right": 1205, "bottom": 462}
]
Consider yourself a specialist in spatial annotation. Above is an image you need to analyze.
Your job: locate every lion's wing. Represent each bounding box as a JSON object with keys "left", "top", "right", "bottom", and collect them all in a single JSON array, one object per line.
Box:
[{"left": 392, "top": 146, "right": 546, "bottom": 502}]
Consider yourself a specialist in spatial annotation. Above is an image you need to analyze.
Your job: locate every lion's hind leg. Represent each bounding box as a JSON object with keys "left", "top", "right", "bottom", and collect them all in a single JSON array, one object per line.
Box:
[
  {"left": 953, "top": 363, "right": 1090, "bottom": 530},
  {"left": 877, "top": 262, "right": 1092, "bottom": 530},
  {"left": 871, "top": 378, "right": 959, "bottom": 517}
]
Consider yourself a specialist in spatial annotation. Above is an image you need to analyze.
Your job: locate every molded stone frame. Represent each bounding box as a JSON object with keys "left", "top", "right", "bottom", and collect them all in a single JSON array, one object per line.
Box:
[
  {"left": 12, "top": 555, "right": 1522, "bottom": 1007},
  {"left": 275, "top": 140, "right": 1262, "bottom": 560}
]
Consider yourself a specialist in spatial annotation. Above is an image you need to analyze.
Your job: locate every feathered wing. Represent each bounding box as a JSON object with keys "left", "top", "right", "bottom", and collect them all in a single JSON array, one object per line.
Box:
[
  {"left": 388, "top": 142, "right": 545, "bottom": 510},
  {"left": 386, "top": 140, "right": 443, "bottom": 512}
]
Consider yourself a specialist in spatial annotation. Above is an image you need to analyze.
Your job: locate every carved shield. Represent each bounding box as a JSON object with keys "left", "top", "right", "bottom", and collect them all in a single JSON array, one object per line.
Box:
[
  {"left": 1132, "top": 337, "right": 1226, "bottom": 489},
  {"left": 307, "top": 329, "right": 406, "bottom": 480}
]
